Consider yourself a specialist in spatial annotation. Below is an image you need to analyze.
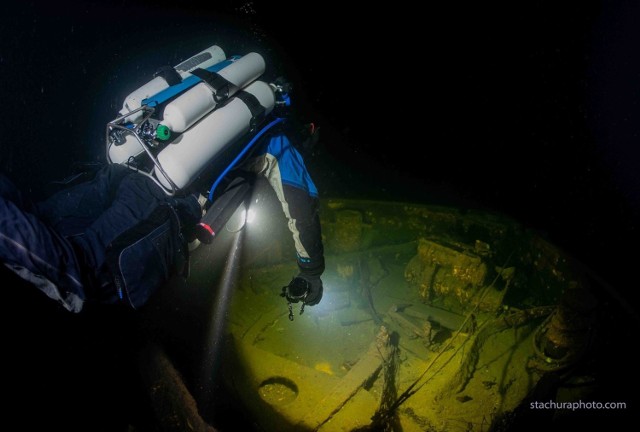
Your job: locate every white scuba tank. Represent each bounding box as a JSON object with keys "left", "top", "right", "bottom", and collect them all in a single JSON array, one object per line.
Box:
[
  {"left": 119, "top": 45, "right": 227, "bottom": 123},
  {"left": 108, "top": 49, "right": 266, "bottom": 165},
  {"left": 108, "top": 132, "right": 145, "bottom": 165},
  {"left": 154, "top": 80, "right": 275, "bottom": 190},
  {"left": 160, "top": 52, "right": 266, "bottom": 133}
]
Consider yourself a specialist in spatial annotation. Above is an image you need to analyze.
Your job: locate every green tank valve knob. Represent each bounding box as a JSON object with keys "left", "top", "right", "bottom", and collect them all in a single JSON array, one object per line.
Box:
[{"left": 156, "top": 124, "right": 171, "bottom": 141}]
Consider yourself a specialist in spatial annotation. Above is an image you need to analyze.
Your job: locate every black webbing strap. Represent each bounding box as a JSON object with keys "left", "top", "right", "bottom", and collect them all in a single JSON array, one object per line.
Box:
[
  {"left": 154, "top": 66, "right": 182, "bottom": 86},
  {"left": 234, "top": 89, "right": 265, "bottom": 130},
  {"left": 190, "top": 68, "right": 232, "bottom": 103}
]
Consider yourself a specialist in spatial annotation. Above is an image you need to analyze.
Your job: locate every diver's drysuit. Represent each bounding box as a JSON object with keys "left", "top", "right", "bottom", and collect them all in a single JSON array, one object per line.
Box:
[
  {"left": 0, "top": 45, "right": 324, "bottom": 313},
  {"left": 0, "top": 128, "right": 324, "bottom": 312}
]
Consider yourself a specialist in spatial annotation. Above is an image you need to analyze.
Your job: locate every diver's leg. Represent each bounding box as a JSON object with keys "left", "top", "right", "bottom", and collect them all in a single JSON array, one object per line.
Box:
[
  {"left": 36, "top": 164, "right": 131, "bottom": 235},
  {"left": 0, "top": 175, "right": 85, "bottom": 312}
]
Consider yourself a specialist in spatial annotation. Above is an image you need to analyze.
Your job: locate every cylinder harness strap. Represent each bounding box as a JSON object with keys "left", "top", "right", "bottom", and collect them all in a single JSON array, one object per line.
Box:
[
  {"left": 190, "top": 68, "right": 232, "bottom": 103},
  {"left": 234, "top": 90, "right": 266, "bottom": 131},
  {"left": 142, "top": 57, "right": 239, "bottom": 108},
  {"left": 154, "top": 65, "right": 183, "bottom": 86}
]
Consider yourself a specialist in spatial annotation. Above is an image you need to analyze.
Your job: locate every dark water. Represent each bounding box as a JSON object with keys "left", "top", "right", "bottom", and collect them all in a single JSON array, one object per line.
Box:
[{"left": 1, "top": 1, "right": 639, "bottom": 430}]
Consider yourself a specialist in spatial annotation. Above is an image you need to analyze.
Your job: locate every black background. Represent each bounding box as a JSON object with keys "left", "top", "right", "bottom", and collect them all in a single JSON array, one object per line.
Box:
[{"left": 1, "top": 0, "right": 639, "bottom": 430}]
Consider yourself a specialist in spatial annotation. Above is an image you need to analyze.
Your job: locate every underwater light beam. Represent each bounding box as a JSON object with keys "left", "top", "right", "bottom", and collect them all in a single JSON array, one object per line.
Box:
[{"left": 197, "top": 204, "right": 247, "bottom": 415}]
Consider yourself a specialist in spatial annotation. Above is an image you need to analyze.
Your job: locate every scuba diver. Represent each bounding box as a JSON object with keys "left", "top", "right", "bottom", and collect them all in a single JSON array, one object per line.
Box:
[{"left": 0, "top": 44, "right": 324, "bottom": 314}]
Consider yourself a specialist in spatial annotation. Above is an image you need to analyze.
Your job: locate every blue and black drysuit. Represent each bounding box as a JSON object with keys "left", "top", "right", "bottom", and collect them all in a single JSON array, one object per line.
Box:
[{"left": 0, "top": 132, "right": 324, "bottom": 312}]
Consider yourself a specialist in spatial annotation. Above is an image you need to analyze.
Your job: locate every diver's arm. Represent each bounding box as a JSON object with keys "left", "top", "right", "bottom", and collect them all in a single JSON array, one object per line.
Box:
[
  {"left": 243, "top": 133, "right": 325, "bottom": 303},
  {"left": 278, "top": 181, "right": 325, "bottom": 276}
]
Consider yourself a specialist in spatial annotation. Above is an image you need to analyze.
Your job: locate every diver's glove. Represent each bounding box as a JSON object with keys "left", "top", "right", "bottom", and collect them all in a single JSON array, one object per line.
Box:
[
  {"left": 295, "top": 273, "right": 323, "bottom": 306},
  {"left": 172, "top": 193, "right": 206, "bottom": 241},
  {"left": 174, "top": 194, "right": 204, "bottom": 226},
  {"left": 296, "top": 256, "right": 324, "bottom": 306},
  {"left": 280, "top": 273, "right": 323, "bottom": 321},
  {"left": 281, "top": 273, "right": 323, "bottom": 307}
]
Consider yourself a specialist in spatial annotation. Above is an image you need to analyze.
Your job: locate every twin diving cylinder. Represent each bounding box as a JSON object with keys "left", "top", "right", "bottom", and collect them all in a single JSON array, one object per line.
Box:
[{"left": 108, "top": 44, "right": 275, "bottom": 192}]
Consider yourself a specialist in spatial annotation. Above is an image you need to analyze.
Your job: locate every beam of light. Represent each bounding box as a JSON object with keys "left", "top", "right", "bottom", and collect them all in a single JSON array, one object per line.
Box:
[
  {"left": 197, "top": 204, "right": 246, "bottom": 415},
  {"left": 246, "top": 207, "right": 256, "bottom": 224}
]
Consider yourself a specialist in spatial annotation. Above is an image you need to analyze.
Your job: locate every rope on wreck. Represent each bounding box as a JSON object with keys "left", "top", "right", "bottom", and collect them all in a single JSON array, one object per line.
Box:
[{"left": 372, "top": 250, "right": 516, "bottom": 422}]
